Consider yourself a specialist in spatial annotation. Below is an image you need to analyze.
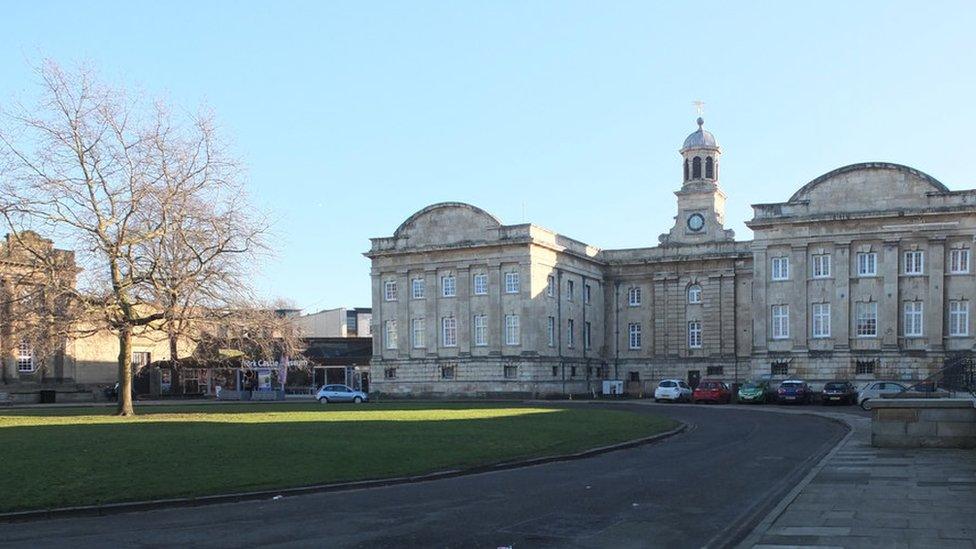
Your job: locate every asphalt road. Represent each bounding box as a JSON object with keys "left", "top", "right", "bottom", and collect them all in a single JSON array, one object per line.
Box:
[{"left": 0, "top": 403, "right": 847, "bottom": 549}]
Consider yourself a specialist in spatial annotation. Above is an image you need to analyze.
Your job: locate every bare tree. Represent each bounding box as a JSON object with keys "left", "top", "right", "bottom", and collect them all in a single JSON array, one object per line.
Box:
[
  {"left": 192, "top": 299, "right": 305, "bottom": 366},
  {"left": 0, "top": 61, "right": 268, "bottom": 416}
]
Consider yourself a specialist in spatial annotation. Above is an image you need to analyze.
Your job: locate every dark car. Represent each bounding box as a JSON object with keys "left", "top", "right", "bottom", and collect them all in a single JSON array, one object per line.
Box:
[
  {"left": 821, "top": 380, "right": 857, "bottom": 405},
  {"left": 776, "top": 380, "right": 812, "bottom": 404},
  {"left": 692, "top": 380, "right": 732, "bottom": 404}
]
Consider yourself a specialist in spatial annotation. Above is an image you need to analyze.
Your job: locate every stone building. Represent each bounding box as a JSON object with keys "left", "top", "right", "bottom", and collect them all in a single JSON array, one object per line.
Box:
[{"left": 367, "top": 118, "right": 976, "bottom": 397}]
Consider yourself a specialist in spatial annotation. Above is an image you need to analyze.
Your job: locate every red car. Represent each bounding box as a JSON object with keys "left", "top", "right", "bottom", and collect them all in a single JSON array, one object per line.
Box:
[{"left": 693, "top": 380, "right": 732, "bottom": 404}]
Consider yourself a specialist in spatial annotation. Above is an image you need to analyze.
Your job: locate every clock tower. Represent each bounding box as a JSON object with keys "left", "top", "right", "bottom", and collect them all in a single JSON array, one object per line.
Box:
[{"left": 659, "top": 116, "right": 735, "bottom": 245}]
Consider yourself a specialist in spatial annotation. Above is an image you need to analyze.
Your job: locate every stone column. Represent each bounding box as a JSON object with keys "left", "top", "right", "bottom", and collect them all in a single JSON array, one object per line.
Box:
[
  {"left": 927, "top": 237, "right": 946, "bottom": 351},
  {"left": 720, "top": 272, "right": 736, "bottom": 356},
  {"left": 834, "top": 243, "right": 851, "bottom": 349},
  {"left": 752, "top": 247, "right": 769, "bottom": 350},
  {"left": 489, "top": 262, "right": 502, "bottom": 356},
  {"left": 457, "top": 265, "right": 471, "bottom": 354},
  {"left": 654, "top": 276, "right": 667, "bottom": 356},
  {"left": 882, "top": 240, "right": 900, "bottom": 349},
  {"left": 397, "top": 269, "right": 410, "bottom": 359},
  {"left": 792, "top": 245, "right": 808, "bottom": 349},
  {"left": 425, "top": 268, "right": 438, "bottom": 357},
  {"left": 370, "top": 270, "right": 383, "bottom": 358}
]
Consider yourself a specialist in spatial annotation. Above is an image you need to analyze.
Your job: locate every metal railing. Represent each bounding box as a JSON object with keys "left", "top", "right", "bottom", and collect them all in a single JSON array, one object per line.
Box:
[{"left": 901, "top": 353, "right": 976, "bottom": 398}]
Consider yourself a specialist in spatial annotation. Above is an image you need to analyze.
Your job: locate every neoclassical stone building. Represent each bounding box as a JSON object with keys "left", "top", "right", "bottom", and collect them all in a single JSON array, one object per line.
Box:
[{"left": 366, "top": 119, "right": 976, "bottom": 396}]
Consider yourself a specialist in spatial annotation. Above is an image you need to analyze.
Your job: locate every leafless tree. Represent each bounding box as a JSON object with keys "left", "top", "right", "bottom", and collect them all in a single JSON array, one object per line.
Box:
[
  {"left": 0, "top": 61, "right": 269, "bottom": 415},
  {"left": 192, "top": 299, "right": 305, "bottom": 366}
]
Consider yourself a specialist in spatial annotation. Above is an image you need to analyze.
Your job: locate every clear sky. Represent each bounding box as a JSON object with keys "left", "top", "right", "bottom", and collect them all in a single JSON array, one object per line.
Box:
[{"left": 3, "top": 1, "right": 975, "bottom": 312}]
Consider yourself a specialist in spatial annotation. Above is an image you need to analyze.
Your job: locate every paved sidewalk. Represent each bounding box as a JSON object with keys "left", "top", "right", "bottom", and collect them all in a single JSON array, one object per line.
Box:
[{"left": 741, "top": 412, "right": 976, "bottom": 549}]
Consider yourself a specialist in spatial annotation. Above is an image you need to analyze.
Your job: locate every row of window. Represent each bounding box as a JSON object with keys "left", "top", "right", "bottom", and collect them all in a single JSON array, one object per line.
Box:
[
  {"left": 384, "top": 364, "right": 521, "bottom": 380},
  {"left": 545, "top": 275, "right": 593, "bottom": 303},
  {"left": 385, "top": 272, "right": 520, "bottom": 301},
  {"left": 385, "top": 316, "right": 596, "bottom": 350},
  {"left": 627, "top": 321, "right": 702, "bottom": 350},
  {"left": 770, "top": 300, "right": 970, "bottom": 339},
  {"left": 627, "top": 285, "right": 703, "bottom": 307},
  {"left": 386, "top": 273, "right": 595, "bottom": 303},
  {"left": 386, "top": 360, "right": 890, "bottom": 381},
  {"left": 545, "top": 317, "right": 592, "bottom": 349},
  {"left": 769, "top": 249, "right": 971, "bottom": 281},
  {"left": 386, "top": 364, "right": 612, "bottom": 381},
  {"left": 769, "top": 360, "right": 879, "bottom": 377}
]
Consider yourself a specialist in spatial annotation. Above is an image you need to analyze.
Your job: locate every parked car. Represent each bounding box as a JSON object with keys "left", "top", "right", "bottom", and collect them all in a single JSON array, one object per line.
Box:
[
  {"left": 654, "top": 379, "right": 693, "bottom": 403},
  {"left": 856, "top": 381, "right": 908, "bottom": 410},
  {"left": 821, "top": 380, "right": 857, "bottom": 405},
  {"left": 693, "top": 380, "right": 732, "bottom": 404},
  {"left": 906, "top": 381, "right": 951, "bottom": 397},
  {"left": 737, "top": 380, "right": 772, "bottom": 404},
  {"left": 316, "top": 384, "right": 368, "bottom": 404},
  {"left": 776, "top": 379, "right": 812, "bottom": 404}
]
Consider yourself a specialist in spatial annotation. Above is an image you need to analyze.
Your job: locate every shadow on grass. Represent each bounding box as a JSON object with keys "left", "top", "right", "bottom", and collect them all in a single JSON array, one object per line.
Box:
[
  {"left": 0, "top": 408, "right": 675, "bottom": 513},
  {"left": 0, "top": 401, "right": 541, "bottom": 417}
]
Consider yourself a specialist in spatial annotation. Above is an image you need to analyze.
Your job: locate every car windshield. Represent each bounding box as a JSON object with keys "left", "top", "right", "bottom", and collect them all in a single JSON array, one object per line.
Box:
[
  {"left": 698, "top": 382, "right": 718, "bottom": 389},
  {"left": 660, "top": 381, "right": 676, "bottom": 388},
  {"left": 824, "top": 382, "right": 847, "bottom": 390},
  {"left": 742, "top": 382, "right": 761, "bottom": 390},
  {"left": 781, "top": 381, "right": 802, "bottom": 387}
]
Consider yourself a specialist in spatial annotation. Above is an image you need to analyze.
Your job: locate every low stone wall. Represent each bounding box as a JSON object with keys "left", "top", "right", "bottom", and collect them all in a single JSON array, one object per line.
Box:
[{"left": 872, "top": 398, "right": 976, "bottom": 449}]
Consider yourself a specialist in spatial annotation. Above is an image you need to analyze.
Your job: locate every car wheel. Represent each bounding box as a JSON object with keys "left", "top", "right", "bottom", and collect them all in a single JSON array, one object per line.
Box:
[
  {"left": 318, "top": 397, "right": 329, "bottom": 404},
  {"left": 860, "top": 399, "right": 871, "bottom": 411},
  {"left": 353, "top": 396, "right": 363, "bottom": 404}
]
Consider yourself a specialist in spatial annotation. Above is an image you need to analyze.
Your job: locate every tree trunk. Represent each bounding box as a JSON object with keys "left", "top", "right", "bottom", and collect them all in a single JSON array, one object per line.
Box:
[
  {"left": 116, "top": 326, "right": 135, "bottom": 416},
  {"left": 169, "top": 325, "right": 179, "bottom": 366}
]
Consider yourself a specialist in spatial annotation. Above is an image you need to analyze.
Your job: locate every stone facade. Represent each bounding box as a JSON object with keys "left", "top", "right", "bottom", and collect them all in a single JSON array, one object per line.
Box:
[{"left": 366, "top": 120, "right": 976, "bottom": 397}]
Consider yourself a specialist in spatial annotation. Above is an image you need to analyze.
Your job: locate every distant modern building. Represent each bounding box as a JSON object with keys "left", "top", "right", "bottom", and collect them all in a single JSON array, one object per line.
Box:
[
  {"left": 292, "top": 307, "right": 373, "bottom": 392},
  {"left": 366, "top": 117, "right": 976, "bottom": 397},
  {"left": 294, "top": 307, "right": 372, "bottom": 338}
]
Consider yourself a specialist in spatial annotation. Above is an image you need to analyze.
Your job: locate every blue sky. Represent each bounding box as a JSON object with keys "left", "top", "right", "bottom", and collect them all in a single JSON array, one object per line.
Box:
[{"left": 3, "top": 1, "right": 975, "bottom": 311}]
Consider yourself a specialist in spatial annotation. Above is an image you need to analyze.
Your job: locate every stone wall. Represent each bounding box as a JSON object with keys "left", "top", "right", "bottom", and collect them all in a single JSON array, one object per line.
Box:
[{"left": 872, "top": 398, "right": 976, "bottom": 448}]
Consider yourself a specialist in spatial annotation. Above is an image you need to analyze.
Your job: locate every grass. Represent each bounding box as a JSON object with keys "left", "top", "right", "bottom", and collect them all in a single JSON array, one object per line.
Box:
[{"left": 0, "top": 402, "right": 675, "bottom": 512}]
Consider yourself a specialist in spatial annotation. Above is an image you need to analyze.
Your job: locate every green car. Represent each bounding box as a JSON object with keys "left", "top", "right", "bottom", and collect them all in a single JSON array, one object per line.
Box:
[{"left": 737, "top": 380, "right": 771, "bottom": 404}]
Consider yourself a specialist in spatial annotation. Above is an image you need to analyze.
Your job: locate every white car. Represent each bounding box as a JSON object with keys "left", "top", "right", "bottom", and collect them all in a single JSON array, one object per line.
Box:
[
  {"left": 654, "top": 379, "right": 693, "bottom": 403},
  {"left": 315, "top": 384, "right": 368, "bottom": 404},
  {"left": 857, "top": 381, "right": 907, "bottom": 410}
]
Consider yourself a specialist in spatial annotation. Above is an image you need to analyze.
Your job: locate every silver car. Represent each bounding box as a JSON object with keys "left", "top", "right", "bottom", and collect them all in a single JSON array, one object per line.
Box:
[
  {"left": 857, "top": 381, "right": 907, "bottom": 410},
  {"left": 316, "top": 384, "right": 368, "bottom": 404}
]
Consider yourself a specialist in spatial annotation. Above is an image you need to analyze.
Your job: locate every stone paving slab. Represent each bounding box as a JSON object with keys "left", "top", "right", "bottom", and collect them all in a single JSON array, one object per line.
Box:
[{"left": 740, "top": 411, "right": 976, "bottom": 549}]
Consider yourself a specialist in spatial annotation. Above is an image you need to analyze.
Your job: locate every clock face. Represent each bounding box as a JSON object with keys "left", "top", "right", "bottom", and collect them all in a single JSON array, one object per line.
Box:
[{"left": 687, "top": 213, "right": 705, "bottom": 232}]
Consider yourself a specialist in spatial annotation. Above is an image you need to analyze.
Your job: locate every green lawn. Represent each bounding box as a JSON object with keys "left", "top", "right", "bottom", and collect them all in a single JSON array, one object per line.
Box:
[{"left": 0, "top": 402, "right": 675, "bottom": 512}]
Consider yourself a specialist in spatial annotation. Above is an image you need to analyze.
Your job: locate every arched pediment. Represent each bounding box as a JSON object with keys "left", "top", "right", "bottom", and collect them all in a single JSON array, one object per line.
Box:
[
  {"left": 788, "top": 163, "right": 948, "bottom": 213},
  {"left": 393, "top": 202, "right": 502, "bottom": 247}
]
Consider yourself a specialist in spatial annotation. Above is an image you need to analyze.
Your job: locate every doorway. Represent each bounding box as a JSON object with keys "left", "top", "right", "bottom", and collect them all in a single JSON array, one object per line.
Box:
[{"left": 687, "top": 370, "right": 701, "bottom": 390}]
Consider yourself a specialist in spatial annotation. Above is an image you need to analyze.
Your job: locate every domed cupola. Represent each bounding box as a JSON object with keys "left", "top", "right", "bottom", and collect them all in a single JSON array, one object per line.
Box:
[
  {"left": 660, "top": 115, "right": 734, "bottom": 246},
  {"left": 682, "top": 117, "right": 719, "bottom": 151},
  {"left": 680, "top": 117, "right": 721, "bottom": 183}
]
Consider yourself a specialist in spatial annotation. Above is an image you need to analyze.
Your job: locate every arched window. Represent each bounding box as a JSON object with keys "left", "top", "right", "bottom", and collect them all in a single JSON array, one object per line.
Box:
[
  {"left": 692, "top": 156, "right": 702, "bottom": 179},
  {"left": 683, "top": 159, "right": 689, "bottom": 181},
  {"left": 687, "top": 284, "right": 702, "bottom": 304},
  {"left": 705, "top": 157, "right": 714, "bottom": 179},
  {"left": 628, "top": 286, "right": 641, "bottom": 307}
]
